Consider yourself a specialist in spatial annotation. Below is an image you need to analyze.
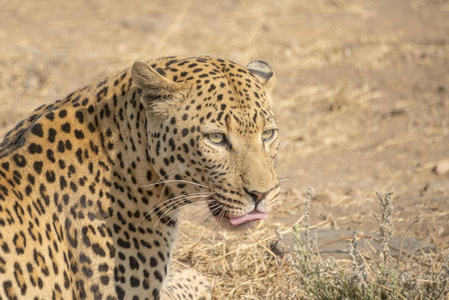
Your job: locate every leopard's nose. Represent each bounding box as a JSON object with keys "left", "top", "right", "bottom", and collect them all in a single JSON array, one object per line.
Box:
[{"left": 243, "top": 187, "right": 269, "bottom": 204}]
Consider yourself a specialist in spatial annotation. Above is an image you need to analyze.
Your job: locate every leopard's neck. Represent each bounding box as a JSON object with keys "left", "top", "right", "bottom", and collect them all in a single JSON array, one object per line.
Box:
[{"left": 0, "top": 66, "right": 180, "bottom": 298}]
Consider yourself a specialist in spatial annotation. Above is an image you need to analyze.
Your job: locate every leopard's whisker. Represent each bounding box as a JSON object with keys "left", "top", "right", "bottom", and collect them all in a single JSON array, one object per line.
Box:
[
  {"left": 159, "top": 199, "right": 219, "bottom": 232},
  {"left": 136, "top": 192, "right": 212, "bottom": 227},
  {"left": 202, "top": 201, "right": 224, "bottom": 224},
  {"left": 154, "top": 195, "right": 213, "bottom": 228},
  {"left": 157, "top": 194, "right": 213, "bottom": 215},
  {"left": 140, "top": 180, "right": 211, "bottom": 190},
  {"left": 161, "top": 199, "right": 214, "bottom": 224},
  {"left": 138, "top": 169, "right": 180, "bottom": 192},
  {"left": 279, "top": 177, "right": 303, "bottom": 189},
  {"left": 202, "top": 212, "right": 218, "bottom": 226}
]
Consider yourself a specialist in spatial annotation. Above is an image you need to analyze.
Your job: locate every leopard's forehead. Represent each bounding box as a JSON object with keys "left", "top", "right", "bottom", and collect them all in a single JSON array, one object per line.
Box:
[{"left": 152, "top": 56, "right": 276, "bottom": 134}]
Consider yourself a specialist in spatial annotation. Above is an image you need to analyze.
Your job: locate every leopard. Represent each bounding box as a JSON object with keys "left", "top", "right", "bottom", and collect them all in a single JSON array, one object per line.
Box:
[{"left": 0, "top": 55, "right": 280, "bottom": 300}]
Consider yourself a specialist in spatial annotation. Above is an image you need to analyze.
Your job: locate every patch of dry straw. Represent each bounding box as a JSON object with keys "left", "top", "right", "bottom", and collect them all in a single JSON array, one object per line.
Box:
[{"left": 172, "top": 214, "right": 305, "bottom": 299}]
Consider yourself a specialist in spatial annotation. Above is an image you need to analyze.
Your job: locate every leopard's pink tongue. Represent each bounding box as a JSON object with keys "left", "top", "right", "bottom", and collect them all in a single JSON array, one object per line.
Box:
[{"left": 229, "top": 211, "right": 268, "bottom": 226}]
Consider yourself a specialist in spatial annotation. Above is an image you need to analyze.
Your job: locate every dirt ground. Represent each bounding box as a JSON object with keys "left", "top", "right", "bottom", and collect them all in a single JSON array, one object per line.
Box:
[{"left": 1, "top": 0, "right": 448, "bottom": 268}]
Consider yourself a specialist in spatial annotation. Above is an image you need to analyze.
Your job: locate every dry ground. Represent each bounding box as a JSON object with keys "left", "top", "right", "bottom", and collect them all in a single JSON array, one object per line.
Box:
[{"left": 1, "top": 0, "right": 448, "bottom": 298}]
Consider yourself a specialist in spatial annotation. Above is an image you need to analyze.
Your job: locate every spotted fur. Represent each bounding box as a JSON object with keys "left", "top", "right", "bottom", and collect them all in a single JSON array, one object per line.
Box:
[{"left": 0, "top": 56, "right": 280, "bottom": 299}]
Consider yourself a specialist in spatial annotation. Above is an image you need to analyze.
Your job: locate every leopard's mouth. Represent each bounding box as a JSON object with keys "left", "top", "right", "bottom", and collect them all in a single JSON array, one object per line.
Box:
[{"left": 207, "top": 198, "right": 269, "bottom": 227}]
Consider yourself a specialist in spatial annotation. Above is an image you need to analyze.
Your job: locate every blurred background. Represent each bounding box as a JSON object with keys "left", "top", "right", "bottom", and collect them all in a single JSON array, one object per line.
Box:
[{"left": 0, "top": 0, "right": 448, "bottom": 247}]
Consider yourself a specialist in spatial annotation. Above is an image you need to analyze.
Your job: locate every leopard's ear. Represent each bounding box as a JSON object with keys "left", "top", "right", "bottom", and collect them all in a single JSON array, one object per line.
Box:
[
  {"left": 246, "top": 60, "right": 277, "bottom": 96},
  {"left": 131, "top": 60, "right": 187, "bottom": 110}
]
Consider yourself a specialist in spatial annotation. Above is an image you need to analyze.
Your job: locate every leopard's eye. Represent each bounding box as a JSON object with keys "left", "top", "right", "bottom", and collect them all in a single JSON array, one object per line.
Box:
[
  {"left": 206, "top": 133, "right": 226, "bottom": 145},
  {"left": 262, "top": 129, "right": 276, "bottom": 142}
]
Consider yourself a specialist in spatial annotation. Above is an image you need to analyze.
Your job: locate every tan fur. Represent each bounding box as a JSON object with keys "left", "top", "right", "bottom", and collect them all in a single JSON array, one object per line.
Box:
[{"left": 0, "top": 56, "right": 280, "bottom": 299}]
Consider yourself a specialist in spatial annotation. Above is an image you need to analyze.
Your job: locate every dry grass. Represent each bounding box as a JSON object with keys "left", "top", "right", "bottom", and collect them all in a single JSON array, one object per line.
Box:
[
  {"left": 173, "top": 220, "right": 298, "bottom": 299},
  {"left": 173, "top": 189, "right": 449, "bottom": 299}
]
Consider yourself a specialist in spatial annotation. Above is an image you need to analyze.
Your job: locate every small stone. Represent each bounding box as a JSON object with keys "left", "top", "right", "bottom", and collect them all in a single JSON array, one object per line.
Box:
[{"left": 434, "top": 159, "right": 449, "bottom": 176}]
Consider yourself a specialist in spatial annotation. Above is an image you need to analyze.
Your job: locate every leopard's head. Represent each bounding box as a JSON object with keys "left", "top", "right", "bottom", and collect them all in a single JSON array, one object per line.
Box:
[{"left": 132, "top": 57, "right": 280, "bottom": 229}]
